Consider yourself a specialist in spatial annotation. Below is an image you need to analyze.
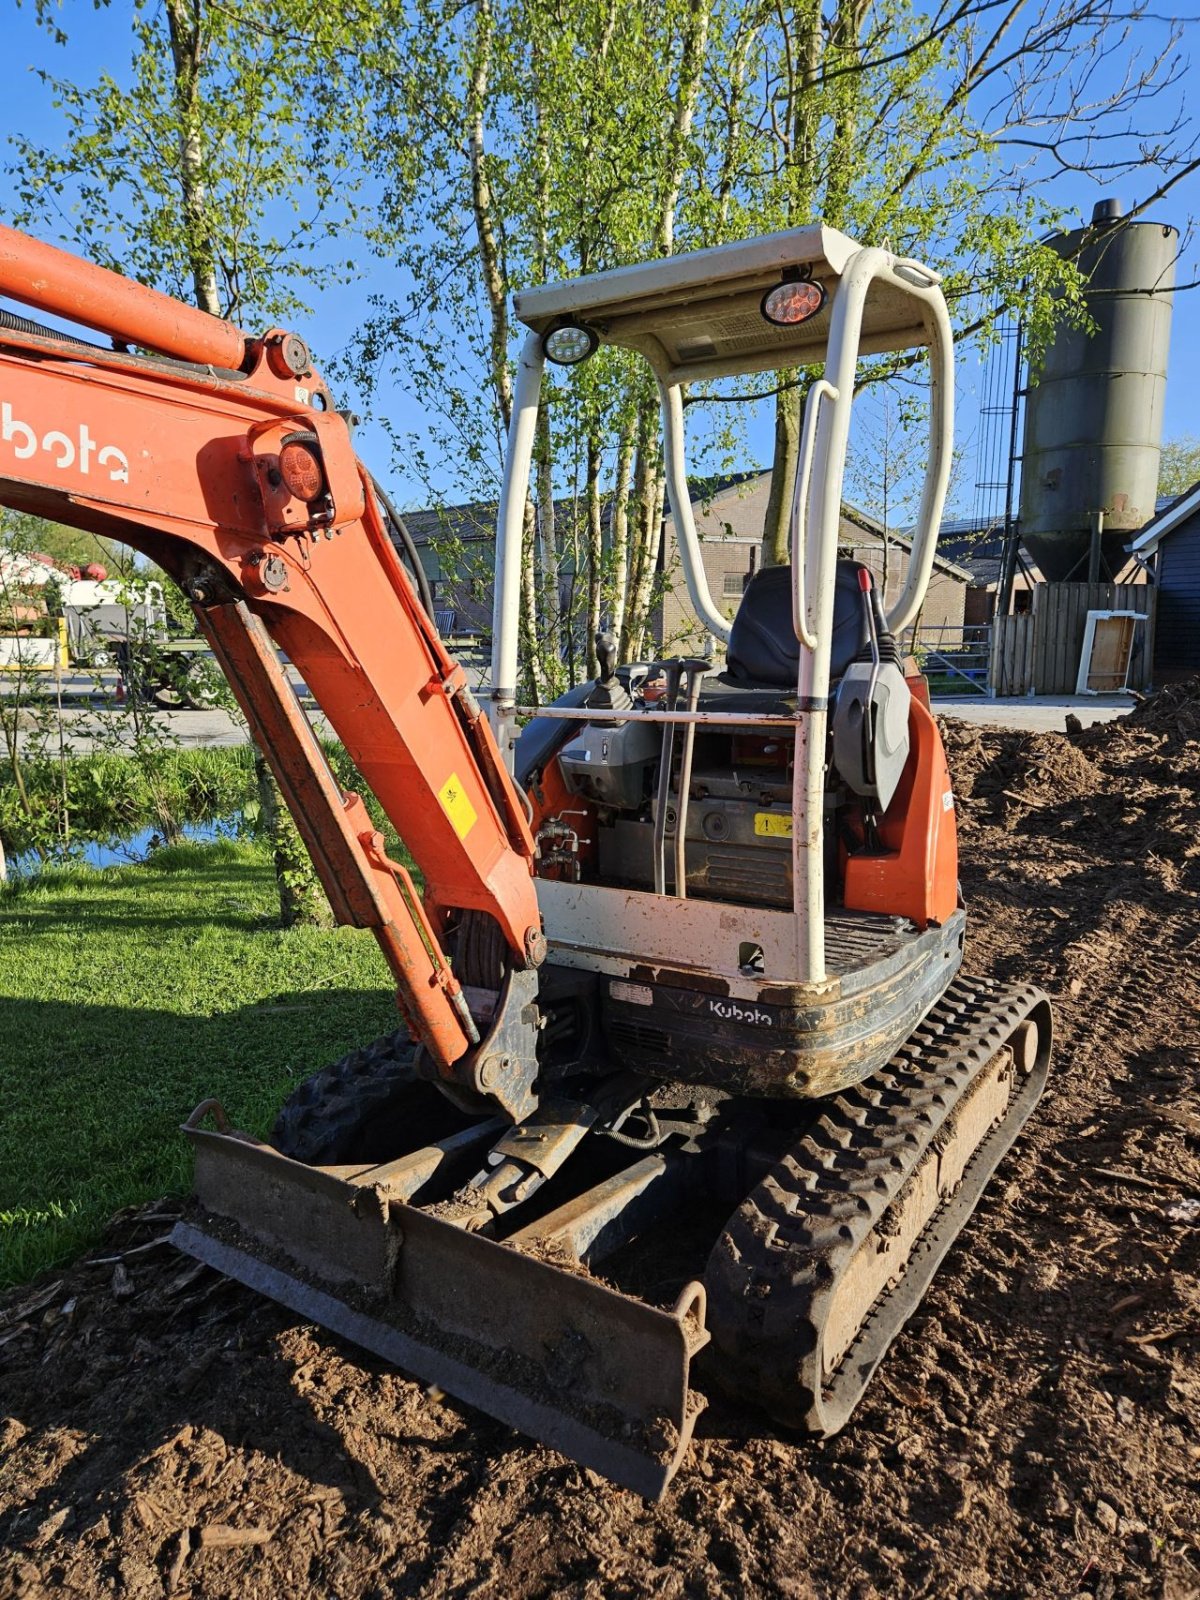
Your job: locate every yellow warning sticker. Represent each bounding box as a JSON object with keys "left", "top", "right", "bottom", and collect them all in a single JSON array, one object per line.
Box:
[
  {"left": 438, "top": 771, "right": 478, "bottom": 841},
  {"left": 754, "top": 811, "right": 792, "bottom": 838}
]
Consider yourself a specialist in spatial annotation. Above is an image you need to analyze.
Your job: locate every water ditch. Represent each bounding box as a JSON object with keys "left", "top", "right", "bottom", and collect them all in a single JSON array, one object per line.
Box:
[{"left": 7, "top": 815, "right": 244, "bottom": 879}]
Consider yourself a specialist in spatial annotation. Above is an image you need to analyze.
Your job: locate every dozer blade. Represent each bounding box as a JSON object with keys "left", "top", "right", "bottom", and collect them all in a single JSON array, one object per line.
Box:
[{"left": 170, "top": 1111, "right": 709, "bottom": 1500}]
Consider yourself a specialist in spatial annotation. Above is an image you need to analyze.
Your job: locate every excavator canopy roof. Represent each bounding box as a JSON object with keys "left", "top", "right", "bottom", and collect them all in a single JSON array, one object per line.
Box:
[{"left": 512, "top": 226, "right": 942, "bottom": 383}]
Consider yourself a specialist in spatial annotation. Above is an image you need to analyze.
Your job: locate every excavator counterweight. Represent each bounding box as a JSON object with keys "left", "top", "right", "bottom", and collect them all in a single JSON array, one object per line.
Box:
[{"left": 0, "top": 222, "right": 1051, "bottom": 1496}]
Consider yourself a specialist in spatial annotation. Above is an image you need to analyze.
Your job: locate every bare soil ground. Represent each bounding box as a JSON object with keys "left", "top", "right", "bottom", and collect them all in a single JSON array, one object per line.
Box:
[{"left": 3, "top": 685, "right": 1199, "bottom": 1600}]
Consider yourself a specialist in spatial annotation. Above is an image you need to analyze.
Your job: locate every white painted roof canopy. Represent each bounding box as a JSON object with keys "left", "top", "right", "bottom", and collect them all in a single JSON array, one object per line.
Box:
[{"left": 513, "top": 226, "right": 942, "bottom": 383}]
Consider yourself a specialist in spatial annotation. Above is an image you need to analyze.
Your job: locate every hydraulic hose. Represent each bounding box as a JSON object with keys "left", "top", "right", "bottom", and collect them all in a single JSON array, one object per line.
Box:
[
  {"left": 0, "top": 304, "right": 105, "bottom": 351},
  {"left": 370, "top": 471, "right": 436, "bottom": 627}
]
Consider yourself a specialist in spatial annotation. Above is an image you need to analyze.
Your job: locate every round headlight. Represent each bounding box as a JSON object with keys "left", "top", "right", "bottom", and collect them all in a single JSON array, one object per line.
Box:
[
  {"left": 761, "top": 277, "right": 826, "bottom": 328},
  {"left": 543, "top": 322, "right": 599, "bottom": 365}
]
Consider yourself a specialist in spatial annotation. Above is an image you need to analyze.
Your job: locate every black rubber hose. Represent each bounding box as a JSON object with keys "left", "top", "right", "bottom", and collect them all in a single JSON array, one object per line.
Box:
[
  {"left": 0, "top": 304, "right": 106, "bottom": 351},
  {"left": 370, "top": 471, "right": 436, "bottom": 626},
  {"left": 869, "top": 583, "right": 904, "bottom": 668}
]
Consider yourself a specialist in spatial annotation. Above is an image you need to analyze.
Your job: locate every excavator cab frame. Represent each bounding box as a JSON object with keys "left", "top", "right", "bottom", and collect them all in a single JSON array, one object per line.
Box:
[{"left": 492, "top": 229, "right": 955, "bottom": 987}]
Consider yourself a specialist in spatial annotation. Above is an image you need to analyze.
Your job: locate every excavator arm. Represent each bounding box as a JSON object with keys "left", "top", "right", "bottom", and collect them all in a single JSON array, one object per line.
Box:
[{"left": 0, "top": 225, "right": 544, "bottom": 1095}]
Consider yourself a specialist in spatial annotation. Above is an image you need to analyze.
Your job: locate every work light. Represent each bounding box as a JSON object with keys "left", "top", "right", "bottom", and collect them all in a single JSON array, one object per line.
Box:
[
  {"left": 279, "top": 439, "right": 325, "bottom": 502},
  {"left": 542, "top": 321, "right": 599, "bottom": 365},
  {"left": 761, "top": 270, "right": 826, "bottom": 327}
]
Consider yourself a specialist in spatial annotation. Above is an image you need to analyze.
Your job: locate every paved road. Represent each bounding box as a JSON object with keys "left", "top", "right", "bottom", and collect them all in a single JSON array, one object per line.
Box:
[
  {"left": 5, "top": 668, "right": 329, "bottom": 752},
  {"left": 934, "top": 693, "right": 1134, "bottom": 731},
  {"left": 12, "top": 704, "right": 331, "bottom": 753},
  {"left": 12, "top": 689, "right": 1135, "bottom": 754}
]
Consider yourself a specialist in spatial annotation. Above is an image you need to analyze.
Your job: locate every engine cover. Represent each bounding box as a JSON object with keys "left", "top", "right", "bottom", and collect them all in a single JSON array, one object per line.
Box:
[{"left": 559, "top": 719, "right": 660, "bottom": 809}]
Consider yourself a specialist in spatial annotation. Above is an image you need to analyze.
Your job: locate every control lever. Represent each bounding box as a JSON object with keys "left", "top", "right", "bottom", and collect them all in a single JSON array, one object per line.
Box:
[
  {"left": 673, "top": 659, "right": 713, "bottom": 900},
  {"left": 653, "top": 661, "right": 684, "bottom": 894},
  {"left": 587, "top": 630, "right": 632, "bottom": 713}
]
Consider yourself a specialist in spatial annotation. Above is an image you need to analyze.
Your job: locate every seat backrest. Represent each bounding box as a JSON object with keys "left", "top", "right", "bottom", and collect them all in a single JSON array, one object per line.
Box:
[{"left": 726, "top": 560, "right": 870, "bottom": 689}]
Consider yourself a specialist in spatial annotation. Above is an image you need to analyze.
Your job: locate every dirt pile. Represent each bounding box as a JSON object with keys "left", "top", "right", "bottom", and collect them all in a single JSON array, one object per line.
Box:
[
  {"left": 1112, "top": 676, "right": 1200, "bottom": 743},
  {"left": 941, "top": 674, "right": 1200, "bottom": 904},
  {"left": 2, "top": 688, "right": 1199, "bottom": 1599}
]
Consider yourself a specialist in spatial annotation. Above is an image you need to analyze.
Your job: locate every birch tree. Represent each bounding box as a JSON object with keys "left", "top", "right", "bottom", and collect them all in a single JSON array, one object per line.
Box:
[
  {"left": 9, "top": 0, "right": 369, "bottom": 923},
  {"left": 738, "top": 0, "right": 1197, "bottom": 564}
]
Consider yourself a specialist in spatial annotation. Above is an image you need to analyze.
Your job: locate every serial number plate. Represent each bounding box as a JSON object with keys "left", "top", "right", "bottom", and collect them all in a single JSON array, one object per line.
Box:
[{"left": 610, "top": 980, "right": 653, "bottom": 1007}]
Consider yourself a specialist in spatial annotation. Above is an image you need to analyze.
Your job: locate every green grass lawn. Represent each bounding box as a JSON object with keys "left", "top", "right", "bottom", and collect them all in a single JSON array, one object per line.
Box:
[{"left": 0, "top": 840, "right": 397, "bottom": 1288}]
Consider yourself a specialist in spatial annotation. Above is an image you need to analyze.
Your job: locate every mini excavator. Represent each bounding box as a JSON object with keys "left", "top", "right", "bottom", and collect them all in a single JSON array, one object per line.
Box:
[{"left": 0, "top": 224, "right": 1051, "bottom": 1496}]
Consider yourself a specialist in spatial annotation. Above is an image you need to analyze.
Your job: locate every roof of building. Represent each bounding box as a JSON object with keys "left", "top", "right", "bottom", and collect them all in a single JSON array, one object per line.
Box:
[
  {"left": 909, "top": 490, "right": 1183, "bottom": 585},
  {"left": 931, "top": 519, "right": 1031, "bottom": 587},
  {"left": 402, "top": 469, "right": 971, "bottom": 584},
  {"left": 676, "top": 474, "right": 971, "bottom": 581},
  {"left": 403, "top": 500, "right": 499, "bottom": 548},
  {"left": 403, "top": 470, "right": 763, "bottom": 549},
  {"left": 1127, "top": 481, "right": 1200, "bottom": 557},
  {"left": 836, "top": 501, "right": 972, "bottom": 582}
]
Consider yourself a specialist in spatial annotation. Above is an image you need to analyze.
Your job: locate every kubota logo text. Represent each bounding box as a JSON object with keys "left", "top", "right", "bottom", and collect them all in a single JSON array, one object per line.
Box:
[
  {"left": 708, "top": 998, "right": 773, "bottom": 1028},
  {"left": 2, "top": 404, "right": 129, "bottom": 483}
]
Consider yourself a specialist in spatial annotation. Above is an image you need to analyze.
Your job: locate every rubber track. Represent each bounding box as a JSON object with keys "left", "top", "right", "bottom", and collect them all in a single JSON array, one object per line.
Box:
[
  {"left": 271, "top": 1029, "right": 419, "bottom": 1164},
  {"left": 704, "top": 974, "right": 1053, "bottom": 1437}
]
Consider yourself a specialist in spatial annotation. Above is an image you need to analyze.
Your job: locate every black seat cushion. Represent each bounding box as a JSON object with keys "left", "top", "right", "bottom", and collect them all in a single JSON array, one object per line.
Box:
[{"left": 726, "top": 560, "right": 870, "bottom": 689}]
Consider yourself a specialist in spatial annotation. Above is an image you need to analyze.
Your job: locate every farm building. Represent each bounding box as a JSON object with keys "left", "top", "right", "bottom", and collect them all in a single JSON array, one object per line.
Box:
[
  {"left": 659, "top": 470, "right": 969, "bottom": 652},
  {"left": 1127, "top": 481, "right": 1200, "bottom": 678},
  {"left": 934, "top": 520, "right": 1045, "bottom": 624},
  {"left": 406, "top": 472, "right": 969, "bottom": 663},
  {"left": 935, "top": 516, "right": 1153, "bottom": 628}
]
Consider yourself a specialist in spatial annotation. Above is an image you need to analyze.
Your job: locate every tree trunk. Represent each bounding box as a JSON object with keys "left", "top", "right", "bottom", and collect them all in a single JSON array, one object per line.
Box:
[
  {"left": 761, "top": 0, "right": 824, "bottom": 570},
  {"left": 761, "top": 382, "right": 802, "bottom": 567},
  {"left": 519, "top": 499, "right": 546, "bottom": 703},
  {"left": 253, "top": 753, "right": 331, "bottom": 928},
  {"left": 620, "top": 409, "right": 654, "bottom": 660},
  {"left": 656, "top": 0, "right": 711, "bottom": 256},
  {"left": 165, "top": 0, "right": 326, "bottom": 925},
  {"left": 584, "top": 432, "right": 604, "bottom": 678},
  {"left": 623, "top": 406, "right": 666, "bottom": 660},
  {"left": 534, "top": 405, "right": 560, "bottom": 699},
  {"left": 466, "top": 0, "right": 513, "bottom": 430},
  {"left": 608, "top": 406, "right": 636, "bottom": 646},
  {"left": 163, "top": 0, "right": 221, "bottom": 318}
]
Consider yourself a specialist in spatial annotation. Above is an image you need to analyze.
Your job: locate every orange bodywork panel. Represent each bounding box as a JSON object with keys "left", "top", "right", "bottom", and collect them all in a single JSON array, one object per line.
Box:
[
  {"left": 905, "top": 671, "right": 932, "bottom": 713},
  {"left": 0, "top": 226, "right": 542, "bottom": 1072},
  {"left": 842, "top": 697, "right": 958, "bottom": 929}
]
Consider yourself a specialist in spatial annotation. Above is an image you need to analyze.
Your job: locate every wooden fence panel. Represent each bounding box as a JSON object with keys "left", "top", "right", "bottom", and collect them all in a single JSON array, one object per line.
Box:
[
  {"left": 1026, "top": 583, "right": 1156, "bottom": 694},
  {"left": 991, "top": 612, "right": 1034, "bottom": 696}
]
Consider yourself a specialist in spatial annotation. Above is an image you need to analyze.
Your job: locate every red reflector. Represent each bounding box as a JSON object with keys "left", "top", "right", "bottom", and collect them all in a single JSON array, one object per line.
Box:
[{"left": 279, "top": 441, "right": 325, "bottom": 501}]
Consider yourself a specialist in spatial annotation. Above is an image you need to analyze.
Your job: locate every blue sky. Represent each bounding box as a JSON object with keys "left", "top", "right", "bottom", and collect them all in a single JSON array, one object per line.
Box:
[{"left": 2, "top": 1, "right": 1197, "bottom": 521}]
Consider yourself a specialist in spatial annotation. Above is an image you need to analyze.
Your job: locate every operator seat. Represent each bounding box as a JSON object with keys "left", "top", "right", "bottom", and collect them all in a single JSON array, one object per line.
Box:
[{"left": 724, "top": 560, "right": 870, "bottom": 690}]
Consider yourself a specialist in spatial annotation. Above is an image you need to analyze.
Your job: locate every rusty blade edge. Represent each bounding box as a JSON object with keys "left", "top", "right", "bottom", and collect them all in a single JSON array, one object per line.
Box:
[{"left": 170, "top": 1221, "right": 701, "bottom": 1501}]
